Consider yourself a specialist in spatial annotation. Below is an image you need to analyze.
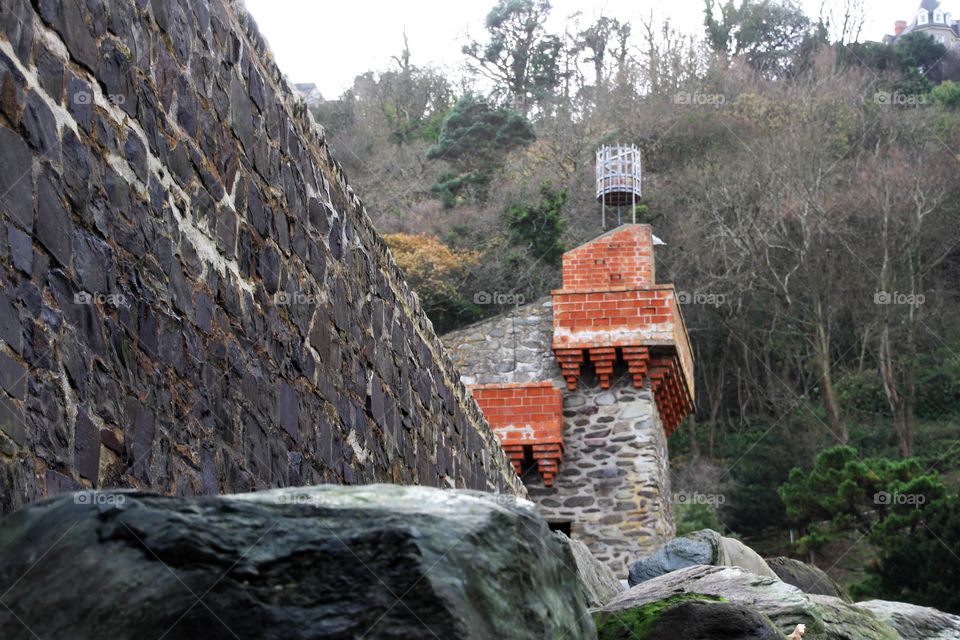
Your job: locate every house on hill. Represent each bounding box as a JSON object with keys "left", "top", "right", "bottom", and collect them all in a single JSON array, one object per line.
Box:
[{"left": 885, "top": 0, "right": 960, "bottom": 48}]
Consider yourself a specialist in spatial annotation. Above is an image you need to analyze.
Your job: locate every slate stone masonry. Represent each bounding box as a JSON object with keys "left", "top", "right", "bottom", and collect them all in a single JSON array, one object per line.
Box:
[{"left": 0, "top": 0, "right": 523, "bottom": 515}]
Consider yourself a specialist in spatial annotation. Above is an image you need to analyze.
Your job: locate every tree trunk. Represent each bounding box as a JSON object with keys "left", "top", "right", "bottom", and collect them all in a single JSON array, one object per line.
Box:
[
  {"left": 687, "top": 414, "right": 700, "bottom": 458},
  {"left": 879, "top": 324, "right": 912, "bottom": 457},
  {"left": 815, "top": 314, "right": 846, "bottom": 443}
]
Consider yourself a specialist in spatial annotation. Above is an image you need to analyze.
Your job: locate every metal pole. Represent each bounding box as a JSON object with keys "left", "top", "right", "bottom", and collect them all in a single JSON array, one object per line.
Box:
[{"left": 632, "top": 146, "right": 637, "bottom": 224}]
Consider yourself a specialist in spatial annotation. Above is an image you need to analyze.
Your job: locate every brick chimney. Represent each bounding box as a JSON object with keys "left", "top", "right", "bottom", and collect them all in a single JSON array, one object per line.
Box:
[
  {"left": 895, "top": 20, "right": 907, "bottom": 36},
  {"left": 551, "top": 224, "right": 694, "bottom": 436},
  {"left": 561, "top": 224, "right": 655, "bottom": 289}
]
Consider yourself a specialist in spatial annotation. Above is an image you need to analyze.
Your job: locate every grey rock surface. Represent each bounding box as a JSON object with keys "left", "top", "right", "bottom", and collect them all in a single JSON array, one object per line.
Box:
[
  {"left": 595, "top": 594, "right": 784, "bottom": 640},
  {"left": 608, "top": 564, "right": 899, "bottom": 639},
  {"left": 628, "top": 528, "right": 777, "bottom": 585},
  {"left": 0, "top": 485, "right": 595, "bottom": 640},
  {"left": 766, "top": 556, "right": 849, "bottom": 601},
  {"left": 856, "top": 599, "right": 960, "bottom": 640},
  {"left": 555, "top": 531, "right": 624, "bottom": 608},
  {"left": 627, "top": 529, "right": 716, "bottom": 584}
]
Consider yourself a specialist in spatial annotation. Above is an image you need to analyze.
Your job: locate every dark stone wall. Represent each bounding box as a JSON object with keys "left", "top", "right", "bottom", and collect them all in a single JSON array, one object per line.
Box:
[{"left": 0, "top": 0, "right": 523, "bottom": 515}]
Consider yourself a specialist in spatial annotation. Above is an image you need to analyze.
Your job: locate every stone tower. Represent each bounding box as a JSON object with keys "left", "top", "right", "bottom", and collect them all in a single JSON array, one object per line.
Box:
[{"left": 443, "top": 223, "right": 694, "bottom": 575}]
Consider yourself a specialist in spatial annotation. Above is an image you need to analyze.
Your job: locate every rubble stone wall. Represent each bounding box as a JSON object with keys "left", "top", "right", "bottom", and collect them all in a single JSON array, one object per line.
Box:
[
  {"left": 0, "top": 0, "right": 523, "bottom": 515},
  {"left": 444, "top": 298, "right": 675, "bottom": 575}
]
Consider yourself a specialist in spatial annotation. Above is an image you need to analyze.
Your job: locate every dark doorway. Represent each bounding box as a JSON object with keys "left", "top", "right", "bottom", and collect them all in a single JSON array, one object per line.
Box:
[{"left": 548, "top": 521, "right": 572, "bottom": 536}]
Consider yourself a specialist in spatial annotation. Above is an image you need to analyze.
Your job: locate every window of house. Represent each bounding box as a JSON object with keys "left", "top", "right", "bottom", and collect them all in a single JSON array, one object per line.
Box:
[
  {"left": 919, "top": 10, "right": 929, "bottom": 25},
  {"left": 935, "top": 9, "right": 944, "bottom": 23}
]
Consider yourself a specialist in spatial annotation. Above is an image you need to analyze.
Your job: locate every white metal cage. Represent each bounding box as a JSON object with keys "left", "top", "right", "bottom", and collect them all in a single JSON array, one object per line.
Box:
[{"left": 595, "top": 144, "right": 642, "bottom": 207}]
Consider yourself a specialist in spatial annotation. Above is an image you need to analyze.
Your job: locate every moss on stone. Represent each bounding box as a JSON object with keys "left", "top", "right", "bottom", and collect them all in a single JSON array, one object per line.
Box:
[{"left": 594, "top": 593, "right": 726, "bottom": 639}]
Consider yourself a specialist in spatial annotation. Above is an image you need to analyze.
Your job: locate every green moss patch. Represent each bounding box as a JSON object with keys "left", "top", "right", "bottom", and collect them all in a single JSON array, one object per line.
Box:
[{"left": 594, "top": 593, "right": 727, "bottom": 639}]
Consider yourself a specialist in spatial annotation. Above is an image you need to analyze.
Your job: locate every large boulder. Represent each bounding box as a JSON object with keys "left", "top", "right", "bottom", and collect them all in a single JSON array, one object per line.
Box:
[
  {"left": 606, "top": 564, "right": 900, "bottom": 639},
  {"left": 856, "top": 600, "right": 960, "bottom": 640},
  {"left": 595, "top": 593, "right": 784, "bottom": 640},
  {"left": 0, "top": 485, "right": 596, "bottom": 640},
  {"left": 766, "top": 556, "right": 849, "bottom": 601},
  {"left": 554, "top": 531, "right": 624, "bottom": 608},
  {"left": 628, "top": 529, "right": 778, "bottom": 585}
]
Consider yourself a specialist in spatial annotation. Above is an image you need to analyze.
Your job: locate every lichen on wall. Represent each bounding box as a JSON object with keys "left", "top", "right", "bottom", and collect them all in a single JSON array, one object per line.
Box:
[{"left": 0, "top": 0, "right": 523, "bottom": 515}]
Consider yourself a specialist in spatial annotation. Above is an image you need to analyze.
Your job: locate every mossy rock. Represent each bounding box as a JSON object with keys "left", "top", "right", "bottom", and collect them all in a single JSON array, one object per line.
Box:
[
  {"left": 604, "top": 565, "right": 900, "bottom": 640},
  {"left": 595, "top": 593, "right": 784, "bottom": 639}
]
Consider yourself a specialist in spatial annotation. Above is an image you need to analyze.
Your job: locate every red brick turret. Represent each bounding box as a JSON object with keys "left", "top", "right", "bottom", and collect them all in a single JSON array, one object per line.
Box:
[
  {"left": 551, "top": 224, "right": 694, "bottom": 436},
  {"left": 470, "top": 383, "right": 564, "bottom": 486}
]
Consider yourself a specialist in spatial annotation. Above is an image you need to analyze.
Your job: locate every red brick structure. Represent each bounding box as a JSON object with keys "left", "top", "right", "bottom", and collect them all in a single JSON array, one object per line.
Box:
[
  {"left": 449, "top": 214, "right": 693, "bottom": 571},
  {"left": 551, "top": 225, "right": 694, "bottom": 436},
  {"left": 560, "top": 224, "right": 655, "bottom": 289},
  {"left": 469, "top": 383, "right": 564, "bottom": 486}
]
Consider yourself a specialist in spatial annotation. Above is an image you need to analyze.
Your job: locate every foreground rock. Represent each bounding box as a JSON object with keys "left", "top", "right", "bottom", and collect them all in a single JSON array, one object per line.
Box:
[
  {"left": 766, "top": 556, "right": 849, "bottom": 601},
  {"left": 595, "top": 593, "right": 783, "bottom": 639},
  {"left": 856, "top": 600, "right": 960, "bottom": 639},
  {"left": 628, "top": 529, "right": 778, "bottom": 585},
  {"left": 607, "top": 564, "right": 899, "bottom": 639},
  {"left": 555, "top": 531, "right": 624, "bottom": 608},
  {"left": 0, "top": 485, "right": 595, "bottom": 640}
]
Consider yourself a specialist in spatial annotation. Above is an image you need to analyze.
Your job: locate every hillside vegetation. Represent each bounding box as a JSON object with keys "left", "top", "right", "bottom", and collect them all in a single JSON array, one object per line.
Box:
[{"left": 309, "top": 0, "right": 960, "bottom": 610}]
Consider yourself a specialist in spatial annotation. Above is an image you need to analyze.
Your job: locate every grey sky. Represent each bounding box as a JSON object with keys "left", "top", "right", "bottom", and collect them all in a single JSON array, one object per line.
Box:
[{"left": 243, "top": 0, "right": 942, "bottom": 98}]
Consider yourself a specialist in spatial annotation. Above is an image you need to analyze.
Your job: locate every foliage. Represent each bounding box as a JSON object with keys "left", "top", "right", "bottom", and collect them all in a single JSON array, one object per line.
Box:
[
  {"left": 703, "top": 0, "right": 825, "bottom": 75},
  {"left": 721, "top": 419, "right": 805, "bottom": 537},
  {"left": 835, "top": 371, "right": 888, "bottom": 417},
  {"left": 779, "top": 446, "right": 947, "bottom": 558},
  {"left": 311, "top": 94, "right": 355, "bottom": 138},
  {"left": 930, "top": 80, "right": 960, "bottom": 111},
  {"left": 894, "top": 32, "right": 947, "bottom": 81},
  {"left": 426, "top": 94, "right": 535, "bottom": 205},
  {"left": 503, "top": 184, "right": 567, "bottom": 266},
  {"left": 862, "top": 495, "right": 960, "bottom": 613},
  {"left": 915, "top": 341, "right": 960, "bottom": 419},
  {"left": 675, "top": 502, "right": 725, "bottom": 536},
  {"left": 383, "top": 234, "right": 480, "bottom": 332},
  {"left": 932, "top": 80, "right": 960, "bottom": 111},
  {"left": 840, "top": 32, "right": 948, "bottom": 95},
  {"left": 316, "top": 0, "right": 960, "bottom": 608},
  {"left": 462, "top": 0, "right": 562, "bottom": 113}
]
